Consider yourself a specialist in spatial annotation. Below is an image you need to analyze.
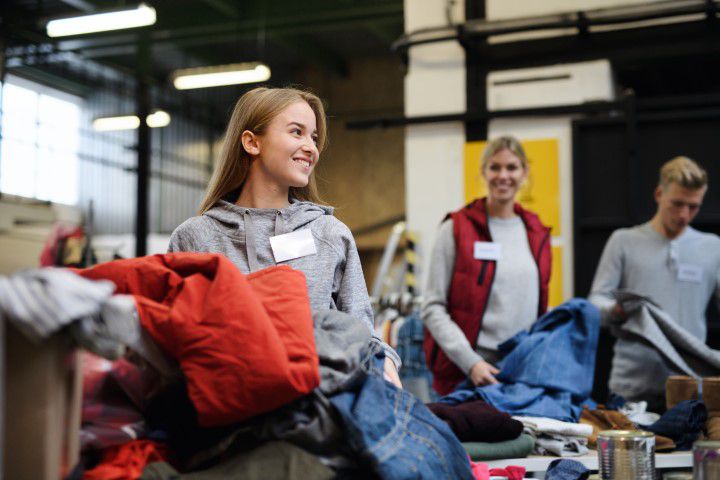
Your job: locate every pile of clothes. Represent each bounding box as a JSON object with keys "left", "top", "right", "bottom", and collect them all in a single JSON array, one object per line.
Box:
[
  {"left": 1, "top": 253, "right": 474, "bottom": 480},
  {"left": 427, "top": 299, "right": 599, "bottom": 462},
  {"left": 426, "top": 296, "right": 710, "bottom": 475}
]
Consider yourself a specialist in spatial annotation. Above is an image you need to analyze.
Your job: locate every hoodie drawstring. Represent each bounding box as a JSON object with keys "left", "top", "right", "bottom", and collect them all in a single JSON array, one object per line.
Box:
[
  {"left": 244, "top": 210, "right": 287, "bottom": 272},
  {"left": 274, "top": 210, "right": 285, "bottom": 237},
  {"left": 243, "top": 211, "right": 261, "bottom": 273}
]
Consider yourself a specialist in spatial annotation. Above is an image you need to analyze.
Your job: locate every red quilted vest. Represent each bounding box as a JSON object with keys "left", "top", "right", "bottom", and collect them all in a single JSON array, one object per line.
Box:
[{"left": 424, "top": 198, "right": 552, "bottom": 395}]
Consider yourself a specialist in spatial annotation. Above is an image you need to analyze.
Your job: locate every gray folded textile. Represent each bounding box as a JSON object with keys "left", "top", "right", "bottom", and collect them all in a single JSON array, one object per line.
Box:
[
  {"left": 613, "top": 291, "right": 720, "bottom": 378},
  {"left": 533, "top": 434, "right": 589, "bottom": 457},
  {"left": 0, "top": 268, "right": 115, "bottom": 343},
  {"left": 313, "top": 309, "right": 370, "bottom": 395},
  {"left": 247, "top": 309, "right": 372, "bottom": 469},
  {"left": 252, "top": 390, "right": 353, "bottom": 468},
  {"left": 69, "top": 294, "right": 139, "bottom": 359},
  {"left": 0, "top": 268, "right": 142, "bottom": 360}
]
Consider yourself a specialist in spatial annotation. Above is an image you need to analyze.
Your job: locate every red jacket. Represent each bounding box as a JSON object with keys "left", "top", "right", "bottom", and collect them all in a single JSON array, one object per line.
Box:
[
  {"left": 424, "top": 198, "right": 552, "bottom": 395},
  {"left": 78, "top": 253, "right": 320, "bottom": 427}
]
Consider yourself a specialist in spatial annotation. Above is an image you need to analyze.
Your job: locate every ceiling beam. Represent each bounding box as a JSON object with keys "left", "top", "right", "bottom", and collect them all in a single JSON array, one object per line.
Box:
[
  {"left": 363, "top": 21, "right": 403, "bottom": 45},
  {"left": 272, "top": 34, "right": 348, "bottom": 77},
  {"left": 200, "top": 0, "right": 239, "bottom": 18},
  {"left": 6, "top": 3, "right": 402, "bottom": 56},
  {"left": 7, "top": 65, "right": 94, "bottom": 96},
  {"left": 57, "top": 0, "right": 96, "bottom": 12}
]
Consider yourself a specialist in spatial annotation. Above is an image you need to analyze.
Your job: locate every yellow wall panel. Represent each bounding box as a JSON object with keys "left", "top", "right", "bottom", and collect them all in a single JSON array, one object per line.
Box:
[
  {"left": 464, "top": 139, "right": 561, "bottom": 235},
  {"left": 465, "top": 138, "right": 565, "bottom": 307},
  {"left": 550, "top": 245, "right": 563, "bottom": 308}
]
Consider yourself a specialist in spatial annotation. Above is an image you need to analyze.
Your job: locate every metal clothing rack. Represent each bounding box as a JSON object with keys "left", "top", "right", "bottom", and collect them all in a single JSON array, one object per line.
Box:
[{"left": 370, "top": 221, "right": 424, "bottom": 320}]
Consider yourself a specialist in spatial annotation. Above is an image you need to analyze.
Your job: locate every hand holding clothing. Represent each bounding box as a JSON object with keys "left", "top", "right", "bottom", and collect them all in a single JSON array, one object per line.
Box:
[
  {"left": 611, "top": 303, "right": 627, "bottom": 323},
  {"left": 383, "top": 356, "right": 403, "bottom": 388},
  {"left": 470, "top": 360, "right": 499, "bottom": 386}
]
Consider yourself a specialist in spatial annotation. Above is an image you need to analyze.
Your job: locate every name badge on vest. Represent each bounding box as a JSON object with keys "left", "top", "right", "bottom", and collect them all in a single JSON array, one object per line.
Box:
[
  {"left": 474, "top": 241, "right": 502, "bottom": 261},
  {"left": 270, "top": 229, "right": 317, "bottom": 263},
  {"left": 677, "top": 263, "right": 703, "bottom": 283}
]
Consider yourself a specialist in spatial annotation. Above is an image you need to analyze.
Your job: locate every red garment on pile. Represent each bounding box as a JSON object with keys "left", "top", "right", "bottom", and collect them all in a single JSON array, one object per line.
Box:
[
  {"left": 78, "top": 253, "right": 320, "bottom": 426},
  {"left": 83, "top": 439, "right": 166, "bottom": 480},
  {"left": 39, "top": 223, "right": 86, "bottom": 267},
  {"left": 468, "top": 457, "right": 526, "bottom": 480},
  {"left": 81, "top": 354, "right": 150, "bottom": 451}
]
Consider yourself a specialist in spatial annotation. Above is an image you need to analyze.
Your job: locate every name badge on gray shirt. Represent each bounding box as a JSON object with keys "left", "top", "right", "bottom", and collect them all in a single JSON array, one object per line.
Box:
[
  {"left": 474, "top": 241, "right": 502, "bottom": 261},
  {"left": 677, "top": 263, "right": 703, "bottom": 283},
  {"left": 270, "top": 229, "right": 317, "bottom": 263}
]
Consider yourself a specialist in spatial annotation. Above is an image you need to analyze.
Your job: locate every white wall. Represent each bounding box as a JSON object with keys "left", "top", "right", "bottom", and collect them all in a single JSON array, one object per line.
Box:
[
  {"left": 486, "top": 0, "right": 671, "bottom": 20},
  {"left": 485, "top": 0, "right": 685, "bottom": 43},
  {"left": 403, "top": 2, "right": 618, "bottom": 298},
  {"left": 404, "top": 0, "right": 467, "bottom": 288}
]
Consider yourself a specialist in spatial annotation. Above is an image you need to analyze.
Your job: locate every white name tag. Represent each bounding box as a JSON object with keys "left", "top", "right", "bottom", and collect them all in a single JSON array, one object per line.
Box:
[
  {"left": 474, "top": 241, "right": 502, "bottom": 261},
  {"left": 677, "top": 263, "right": 703, "bottom": 283},
  {"left": 270, "top": 229, "right": 317, "bottom": 263}
]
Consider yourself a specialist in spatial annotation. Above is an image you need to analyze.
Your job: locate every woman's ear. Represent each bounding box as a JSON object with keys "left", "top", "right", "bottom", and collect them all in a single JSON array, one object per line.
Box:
[{"left": 241, "top": 130, "right": 260, "bottom": 156}]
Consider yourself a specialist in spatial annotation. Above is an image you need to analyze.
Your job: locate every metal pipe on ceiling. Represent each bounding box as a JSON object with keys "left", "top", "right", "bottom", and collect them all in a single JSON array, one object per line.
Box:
[{"left": 392, "top": 0, "right": 719, "bottom": 52}]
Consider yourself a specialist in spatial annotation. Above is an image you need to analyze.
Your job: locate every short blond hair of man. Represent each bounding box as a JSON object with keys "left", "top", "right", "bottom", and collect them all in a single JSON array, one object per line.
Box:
[{"left": 659, "top": 156, "right": 708, "bottom": 190}]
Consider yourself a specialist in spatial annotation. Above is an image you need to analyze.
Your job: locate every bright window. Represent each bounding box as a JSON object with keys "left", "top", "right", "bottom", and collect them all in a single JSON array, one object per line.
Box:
[{"left": 0, "top": 76, "right": 82, "bottom": 204}]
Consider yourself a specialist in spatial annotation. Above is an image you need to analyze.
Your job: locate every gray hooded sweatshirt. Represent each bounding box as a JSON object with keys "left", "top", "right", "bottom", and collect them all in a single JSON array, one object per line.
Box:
[{"left": 168, "top": 198, "right": 400, "bottom": 367}]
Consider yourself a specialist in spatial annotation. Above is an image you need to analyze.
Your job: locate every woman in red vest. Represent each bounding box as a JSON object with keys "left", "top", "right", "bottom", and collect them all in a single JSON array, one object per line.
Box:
[{"left": 422, "top": 136, "right": 552, "bottom": 395}]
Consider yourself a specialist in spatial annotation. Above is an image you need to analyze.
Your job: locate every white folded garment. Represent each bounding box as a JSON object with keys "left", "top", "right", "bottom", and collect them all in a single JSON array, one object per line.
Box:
[
  {"left": 513, "top": 415, "right": 594, "bottom": 437},
  {"left": 619, "top": 401, "right": 661, "bottom": 426}
]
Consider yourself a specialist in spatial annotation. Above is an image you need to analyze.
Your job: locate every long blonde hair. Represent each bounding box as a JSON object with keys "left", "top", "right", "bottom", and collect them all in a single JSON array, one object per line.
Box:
[{"left": 198, "top": 87, "right": 328, "bottom": 214}]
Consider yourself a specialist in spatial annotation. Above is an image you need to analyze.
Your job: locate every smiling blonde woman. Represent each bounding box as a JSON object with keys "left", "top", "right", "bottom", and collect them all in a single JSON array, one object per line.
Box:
[
  {"left": 169, "top": 87, "right": 402, "bottom": 385},
  {"left": 421, "top": 135, "right": 552, "bottom": 395}
]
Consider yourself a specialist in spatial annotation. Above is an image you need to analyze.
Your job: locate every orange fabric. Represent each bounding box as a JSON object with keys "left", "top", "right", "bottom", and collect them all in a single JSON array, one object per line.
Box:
[
  {"left": 77, "top": 253, "right": 320, "bottom": 426},
  {"left": 580, "top": 406, "right": 676, "bottom": 451},
  {"left": 83, "top": 439, "right": 166, "bottom": 480}
]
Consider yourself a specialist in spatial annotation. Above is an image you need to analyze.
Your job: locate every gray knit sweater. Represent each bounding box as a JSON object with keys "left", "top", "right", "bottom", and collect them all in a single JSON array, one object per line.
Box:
[
  {"left": 589, "top": 222, "right": 720, "bottom": 403},
  {"left": 168, "top": 198, "right": 400, "bottom": 366}
]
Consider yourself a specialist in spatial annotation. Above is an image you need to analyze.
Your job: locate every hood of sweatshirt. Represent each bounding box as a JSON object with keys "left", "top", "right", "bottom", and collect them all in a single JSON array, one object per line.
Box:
[{"left": 202, "top": 198, "right": 334, "bottom": 271}]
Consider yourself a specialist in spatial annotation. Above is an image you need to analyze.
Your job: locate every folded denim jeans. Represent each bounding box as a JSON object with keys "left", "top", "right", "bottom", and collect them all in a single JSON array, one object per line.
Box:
[
  {"left": 640, "top": 399, "right": 707, "bottom": 450},
  {"left": 329, "top": 346, "right": 474, "bottom": 480},
  {"left": 544, "top": 459, "right": 590, "bottom": 480}
]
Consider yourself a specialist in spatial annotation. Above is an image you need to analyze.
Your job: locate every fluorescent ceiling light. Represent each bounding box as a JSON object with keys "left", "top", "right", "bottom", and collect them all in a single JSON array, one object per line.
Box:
[
  {"left": 92, "top": 111, "right": 171, "bottom": 131},
  {"left": 46, "top": 3, "right": 156, "bottom": 38},
  {"left": 146, "top": 110, "right": 171, "bottom": 128},
  {"left": 172, "top": 62, "right": 271, "bottom": 90},
  {"left": 92, "top": 115, "right": 140, "bottom": 131}
]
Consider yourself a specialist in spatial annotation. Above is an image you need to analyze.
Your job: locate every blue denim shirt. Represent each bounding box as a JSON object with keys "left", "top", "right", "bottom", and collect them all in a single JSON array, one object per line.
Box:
[
  {"left": 439, "top": 299, "right": 600, "bottom": 422},
  {"left": 329, "top": 345, "right": 473, "bottom": 480},
  {"left": 396, "top": 312, "right": 431, "bottom": 378}
]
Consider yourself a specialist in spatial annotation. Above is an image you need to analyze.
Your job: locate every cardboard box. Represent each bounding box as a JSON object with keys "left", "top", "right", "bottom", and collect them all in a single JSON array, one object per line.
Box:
[{"left": 4, "top": 322, "right": 81, "bottom": 480}]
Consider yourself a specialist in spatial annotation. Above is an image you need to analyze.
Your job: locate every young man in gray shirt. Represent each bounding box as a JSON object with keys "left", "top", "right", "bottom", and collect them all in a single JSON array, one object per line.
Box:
[{"left": 589, "top": 156, "right": 720, "bottom": 409}]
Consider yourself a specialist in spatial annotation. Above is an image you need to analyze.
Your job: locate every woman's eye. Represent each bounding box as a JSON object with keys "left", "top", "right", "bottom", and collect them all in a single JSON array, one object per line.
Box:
[
  {"left": 291, "top": 128, "right": 302, "bottom": 135},
  {"left": 312, "top": 136, "right": 318, "bottom": 145}
]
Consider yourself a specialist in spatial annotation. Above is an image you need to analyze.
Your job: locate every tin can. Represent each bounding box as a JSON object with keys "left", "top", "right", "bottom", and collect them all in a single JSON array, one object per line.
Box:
[
  {"left": 598, "top": 430, "right": 655, "bottom": 479},
  {"left": 693, "top": 440, "right": 720, "bottom": 480}
]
